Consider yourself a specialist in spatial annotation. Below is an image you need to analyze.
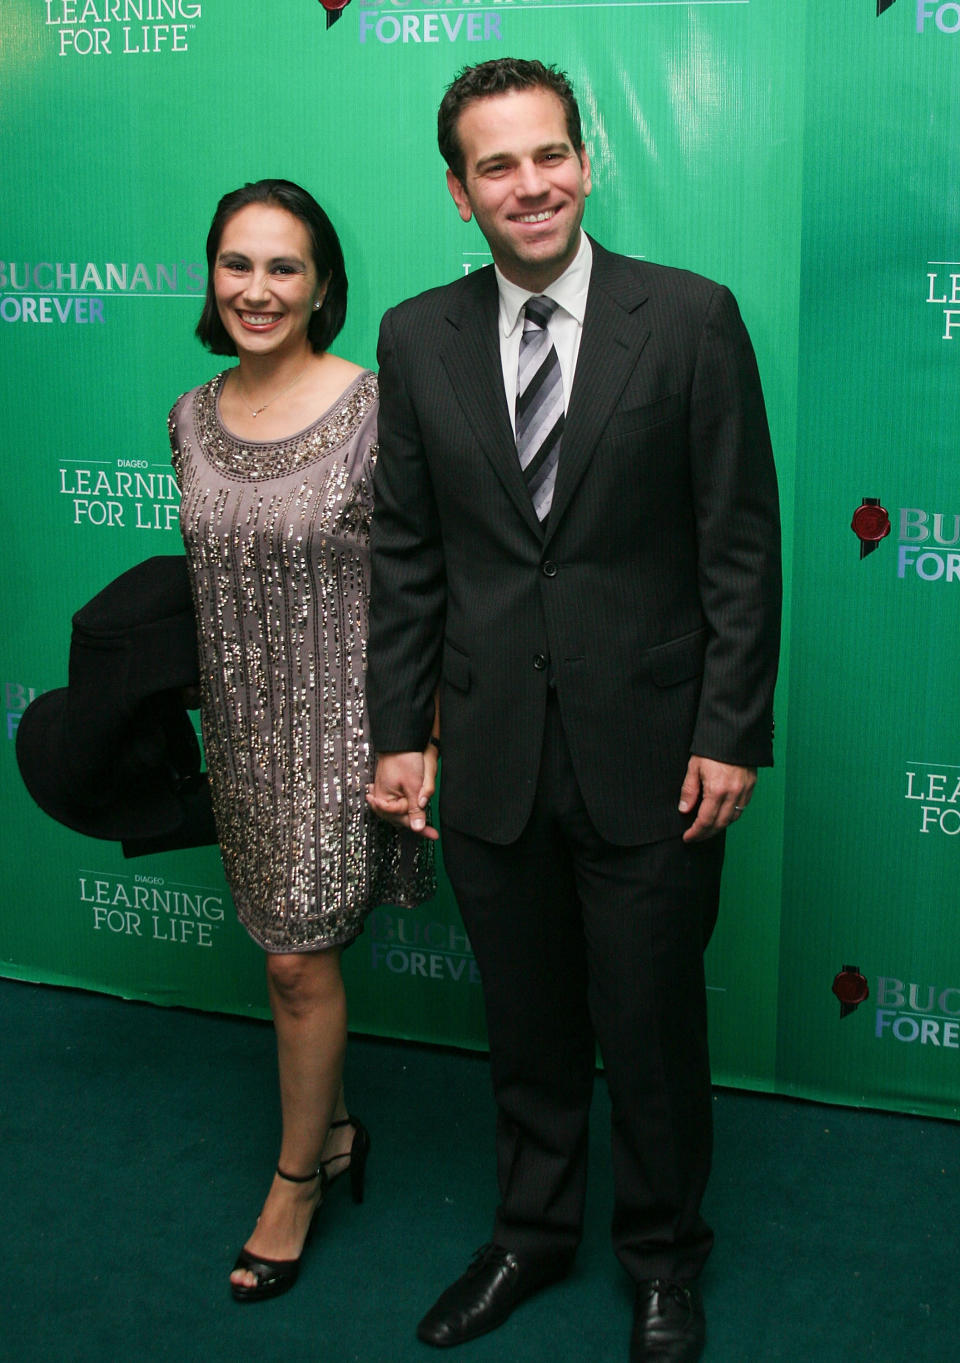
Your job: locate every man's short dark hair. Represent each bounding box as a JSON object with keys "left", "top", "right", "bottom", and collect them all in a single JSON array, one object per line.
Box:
[
  {"left": 195, "top": 179, "right": 348, "bottom": 356},
  {"left": 438, "top": 58, "right": 583, "bottom": 185}
]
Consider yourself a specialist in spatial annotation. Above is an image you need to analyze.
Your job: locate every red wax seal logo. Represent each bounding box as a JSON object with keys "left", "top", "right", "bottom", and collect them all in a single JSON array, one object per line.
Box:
[
  {"left": 832, "top": 965, "right": 869, "bottom": 1018},
  {"left": 318, "top": 0, "right": 350, "bottom": 28},
  {"left": 851, "top": 498, "right": 891, "bottom": 559}
]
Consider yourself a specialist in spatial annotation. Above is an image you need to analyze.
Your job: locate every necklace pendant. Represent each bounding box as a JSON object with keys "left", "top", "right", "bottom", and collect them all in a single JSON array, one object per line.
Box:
[{"left": 236, "top": 364, "right": 308, "bottom": 422}]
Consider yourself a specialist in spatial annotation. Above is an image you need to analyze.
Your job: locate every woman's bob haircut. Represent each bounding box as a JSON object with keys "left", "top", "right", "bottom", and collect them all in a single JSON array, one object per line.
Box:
[{"left": 195, "top": 179, "right": 348, "bottom": 356}]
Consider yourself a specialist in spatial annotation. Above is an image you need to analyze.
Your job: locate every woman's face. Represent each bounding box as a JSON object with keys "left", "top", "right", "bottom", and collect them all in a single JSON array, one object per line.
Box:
[{"left": 213, "top": 202, "right": 324, "bottom": 361}]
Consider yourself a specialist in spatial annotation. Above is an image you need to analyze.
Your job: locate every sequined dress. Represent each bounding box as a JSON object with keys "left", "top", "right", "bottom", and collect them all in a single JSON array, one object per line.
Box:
[{"left": 169, "top": 369, "right": 430, "bottom": 951}]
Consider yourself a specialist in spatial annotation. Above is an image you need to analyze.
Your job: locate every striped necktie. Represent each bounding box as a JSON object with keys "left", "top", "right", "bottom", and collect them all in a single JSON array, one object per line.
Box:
[{"left": 515, "top": 295, "right": 563, "bottom": 522}]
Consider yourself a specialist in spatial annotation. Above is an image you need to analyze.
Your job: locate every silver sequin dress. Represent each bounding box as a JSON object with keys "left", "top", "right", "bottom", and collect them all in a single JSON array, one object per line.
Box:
[{"left": 169, "top": 369, "right": 431, "bottom": 952}]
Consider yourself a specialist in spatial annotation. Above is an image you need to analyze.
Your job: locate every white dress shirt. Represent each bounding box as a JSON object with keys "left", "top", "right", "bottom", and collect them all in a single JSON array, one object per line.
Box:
[{"left": 495, "top": 232, "right": 593, "bottom": 435}]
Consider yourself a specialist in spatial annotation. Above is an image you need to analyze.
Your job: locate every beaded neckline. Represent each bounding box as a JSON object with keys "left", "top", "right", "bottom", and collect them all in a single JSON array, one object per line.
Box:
[{"left": 193, "top": 369, "right": 377, "bottom": 481}]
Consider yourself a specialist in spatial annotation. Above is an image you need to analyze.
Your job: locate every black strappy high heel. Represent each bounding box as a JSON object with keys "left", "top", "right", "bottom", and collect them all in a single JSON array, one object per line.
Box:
[
  {"left": 230, "top": 1117, "right": 370, "bottom": 1303},
  {"left": 322, "top": 1115, "right": 370, "bottom": 1204}
]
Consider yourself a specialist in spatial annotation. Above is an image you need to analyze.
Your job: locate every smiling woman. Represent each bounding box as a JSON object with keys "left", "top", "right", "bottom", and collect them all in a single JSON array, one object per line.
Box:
[
  {"left": 213, "top": 205, "right": 323, "bottom": 391},
  {"left": 193, "top": 179, "right": 351, "bottom": 440},
  {"left": 167, "top": 178, "right": 435, "bottom": 1306}
]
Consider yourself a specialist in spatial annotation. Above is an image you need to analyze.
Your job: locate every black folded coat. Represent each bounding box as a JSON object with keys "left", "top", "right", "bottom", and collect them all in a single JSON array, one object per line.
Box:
[{"left": 16, "top": 556, "right": 217, "bottom": 856}]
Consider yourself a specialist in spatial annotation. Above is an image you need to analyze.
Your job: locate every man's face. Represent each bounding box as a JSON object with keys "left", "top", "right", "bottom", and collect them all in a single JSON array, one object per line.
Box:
[{"left": 446, "top": 87, "right": 591, "bottom": 292}]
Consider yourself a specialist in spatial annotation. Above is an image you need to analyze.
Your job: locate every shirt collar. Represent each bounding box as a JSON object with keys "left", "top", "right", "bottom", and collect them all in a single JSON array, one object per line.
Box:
[{"left": 496, "top": 232, "right": 593, "bottom": 338}]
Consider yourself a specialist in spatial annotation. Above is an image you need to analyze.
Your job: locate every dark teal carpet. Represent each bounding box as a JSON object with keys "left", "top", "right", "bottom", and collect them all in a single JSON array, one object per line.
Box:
[{"left": 2, "top": 978, "right": 956, "bottom": 1362}]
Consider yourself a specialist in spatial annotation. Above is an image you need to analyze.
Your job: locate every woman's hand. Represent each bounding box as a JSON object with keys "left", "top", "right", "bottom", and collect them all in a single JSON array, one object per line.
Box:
[
  {"left": 366, "top": 751, "right": 439, "bottom": 840},
  {"left": 420, "top": 735, "right": 439, "bottom": 809}
]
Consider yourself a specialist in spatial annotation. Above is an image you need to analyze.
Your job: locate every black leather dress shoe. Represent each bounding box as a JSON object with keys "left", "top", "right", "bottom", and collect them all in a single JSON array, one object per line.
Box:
[
  {"left": 416, "top": 1243, "right": 571, "bottom": 1348},
  {"left": 630, "top": 1279, "right": 705, "bottom": 1362}
]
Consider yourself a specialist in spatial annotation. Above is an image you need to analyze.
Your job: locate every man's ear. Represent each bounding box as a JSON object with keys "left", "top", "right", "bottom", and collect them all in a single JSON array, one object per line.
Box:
[
  {"left": 446, "top": 168, "right": 473, "bottom": 224},
  {"left": 580, "top": 145, "right": 592, "bottom": 198}
]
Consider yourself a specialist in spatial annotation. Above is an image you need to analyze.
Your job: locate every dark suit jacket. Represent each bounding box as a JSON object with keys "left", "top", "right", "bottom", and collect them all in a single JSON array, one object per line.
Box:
[{"left": 367, "top": 238, "right": 781, "bottom": 847}]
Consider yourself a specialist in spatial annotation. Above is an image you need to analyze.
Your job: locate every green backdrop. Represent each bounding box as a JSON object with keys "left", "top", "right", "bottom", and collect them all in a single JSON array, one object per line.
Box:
[{"left": 2, "top": 0, "right": 957, "bottom": 1119}]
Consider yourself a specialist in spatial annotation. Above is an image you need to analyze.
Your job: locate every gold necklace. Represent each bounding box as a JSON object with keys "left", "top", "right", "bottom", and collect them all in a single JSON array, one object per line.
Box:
[{"left": 235, "top": 365, "right": 309, "bottom": 418}]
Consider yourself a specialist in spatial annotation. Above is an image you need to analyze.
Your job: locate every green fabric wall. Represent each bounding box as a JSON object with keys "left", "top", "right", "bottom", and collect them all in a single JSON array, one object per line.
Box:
[{"left": 2, "top": 0, "right": 956, "bottom": 1119}]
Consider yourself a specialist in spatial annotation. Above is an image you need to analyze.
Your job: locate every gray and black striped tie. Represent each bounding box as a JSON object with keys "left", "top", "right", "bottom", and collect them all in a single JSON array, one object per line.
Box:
[{"left": 515, "top": 295, "right": 563, "bottom": 522}]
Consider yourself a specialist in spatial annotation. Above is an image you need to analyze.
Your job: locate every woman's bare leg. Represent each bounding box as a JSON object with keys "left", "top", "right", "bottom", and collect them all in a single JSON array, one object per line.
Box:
[{"left": 230, "top": 946, "right": 358, "bottom": 1289}]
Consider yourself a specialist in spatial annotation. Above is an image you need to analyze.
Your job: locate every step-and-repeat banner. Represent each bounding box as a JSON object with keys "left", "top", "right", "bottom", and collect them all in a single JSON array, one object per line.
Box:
[{"left": 2, "top": 1, "right": 956, "bottom": 1119}]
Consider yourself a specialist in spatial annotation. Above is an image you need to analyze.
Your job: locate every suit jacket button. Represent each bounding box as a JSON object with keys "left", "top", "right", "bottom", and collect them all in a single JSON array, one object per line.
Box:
[
  {"left": 533, "top": 653, "right": 547, "bottom": 671},
  {"left": 542, "top": 560, "right": 557, "bottom": 577}
]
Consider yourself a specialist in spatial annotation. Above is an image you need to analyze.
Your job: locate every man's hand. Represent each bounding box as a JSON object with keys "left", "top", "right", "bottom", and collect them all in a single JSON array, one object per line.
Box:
[
  {"left": 679, "top": 755, "right": 756, "bottom": 843},
  {"left": 366, "top": 750, "right": 439, "bottom": 840}
]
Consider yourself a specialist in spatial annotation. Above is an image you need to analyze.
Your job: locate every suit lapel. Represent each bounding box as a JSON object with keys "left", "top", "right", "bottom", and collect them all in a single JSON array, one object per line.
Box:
[
  {"left": 544, "top": 241, "right": 651, "bottom": 545},
  {"left": 439, "top": 267, "right": 544, "bottom": 538}
]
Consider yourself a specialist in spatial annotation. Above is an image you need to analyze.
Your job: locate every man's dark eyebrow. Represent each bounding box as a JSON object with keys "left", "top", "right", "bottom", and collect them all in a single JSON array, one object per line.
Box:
[{"left": 472, "top": 149, "right": 513, "bottom": 170}]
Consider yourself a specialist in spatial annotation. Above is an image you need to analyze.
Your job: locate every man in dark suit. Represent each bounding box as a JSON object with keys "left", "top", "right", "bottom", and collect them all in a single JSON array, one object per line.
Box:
[{"left": 366, "top": 58, "right": 780, "bottom": 1363}]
